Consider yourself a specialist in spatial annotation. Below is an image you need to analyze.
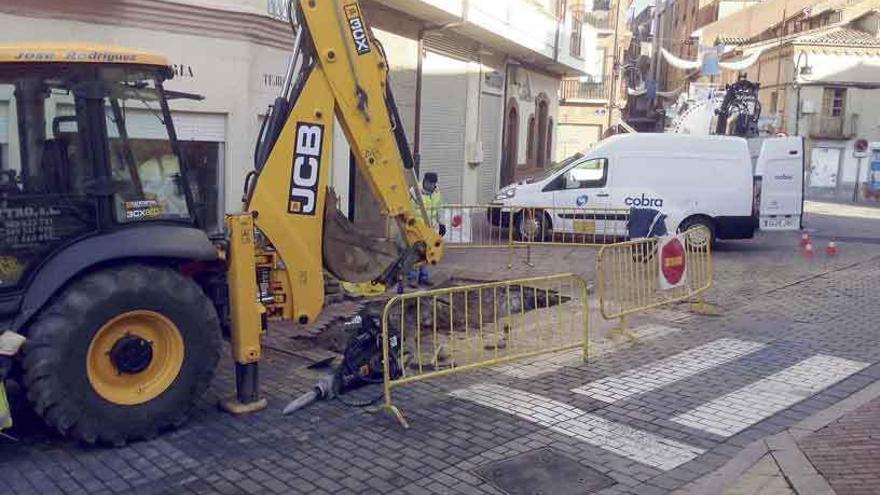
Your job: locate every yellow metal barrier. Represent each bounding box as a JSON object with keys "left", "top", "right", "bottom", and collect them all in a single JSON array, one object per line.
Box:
[
  {"left": 513, "top": 206, "right": 630, "bottom": 246},
  {"left": 512, "top": 206, "right": 631, "bottom": 266},
  {"left": 596, "top": 226, "right": 714, "bottom": 337},
  {"left": 380, "top": 273, "right": 590, "bottom": 427},
  {"left": 442, "top": 204, "right": 516, "bottom": 268},
  {"left": 388, "top": 204, "right": 630, "bottom": 267},
  {"left": 386, "top": 204, "right": 516, "bottom": 267},
  {"left": 441, "top": 204, "right": 513, "bottom": 247}
]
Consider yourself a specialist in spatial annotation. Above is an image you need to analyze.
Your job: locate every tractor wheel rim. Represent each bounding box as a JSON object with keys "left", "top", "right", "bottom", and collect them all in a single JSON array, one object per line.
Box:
[{"left": 87, "top": 310, "right": 184, "bottom": 405}]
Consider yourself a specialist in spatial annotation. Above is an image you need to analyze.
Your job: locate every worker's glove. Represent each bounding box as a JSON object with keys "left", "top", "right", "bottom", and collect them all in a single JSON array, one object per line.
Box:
[{"left": 438, "top": 224, "right": 447, "bottom": 237}]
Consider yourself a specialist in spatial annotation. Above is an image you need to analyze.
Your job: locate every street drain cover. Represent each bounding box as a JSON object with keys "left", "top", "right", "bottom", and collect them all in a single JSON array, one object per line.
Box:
[{"left": 474, "top": 448, "right": 615, "bottom": 495}]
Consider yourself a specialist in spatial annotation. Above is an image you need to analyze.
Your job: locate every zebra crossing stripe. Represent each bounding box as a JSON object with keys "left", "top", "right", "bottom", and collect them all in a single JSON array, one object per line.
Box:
[
  {"left": 671, "top": 354, "right": 869, "bottom": 437},
  {"left": 496, "top": 324, "right": 681, "bottom": 380},
  {"left": 450, "top": 383, "right": 705, "bottom": 470},
  {"left": 571, "top": 338, "right": 767, "bottom": 403}
]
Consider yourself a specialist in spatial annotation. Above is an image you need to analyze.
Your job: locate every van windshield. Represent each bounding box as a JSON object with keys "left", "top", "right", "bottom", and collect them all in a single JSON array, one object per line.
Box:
[{"left": 526, "top": 152, "right": 584, "bottom": 183}]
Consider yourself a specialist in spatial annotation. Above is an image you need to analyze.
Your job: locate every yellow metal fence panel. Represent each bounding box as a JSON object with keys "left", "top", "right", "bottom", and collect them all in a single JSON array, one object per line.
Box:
[
  {"left": 596, "top": 226, "right": 713, "bottom": 321},
  {"left": 380, "top": 273, "right": 590, "bottom": 427},
  {"left": 513, "top": 206, "right": 631, "bottom": 246},
  {"left": 441, "top": 205, "right": 514, "bottom": 248},
  {"left": 389, "top": 204, "right": 631, "bottom": 249}
]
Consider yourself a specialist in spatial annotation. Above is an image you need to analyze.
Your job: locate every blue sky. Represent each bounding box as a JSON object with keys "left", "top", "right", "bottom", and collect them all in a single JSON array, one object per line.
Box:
[{"left": 630, "top": 0, "right": 655, "bottom": 18}]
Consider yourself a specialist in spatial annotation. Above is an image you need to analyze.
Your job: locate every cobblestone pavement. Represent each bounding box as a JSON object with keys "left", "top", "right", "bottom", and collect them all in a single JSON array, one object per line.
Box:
[
  {"left": 800, "top": 397, "right": 880, "bottom": 494},
  {"left": 2, "top": 212, "right": 880, "bottom": 494}
]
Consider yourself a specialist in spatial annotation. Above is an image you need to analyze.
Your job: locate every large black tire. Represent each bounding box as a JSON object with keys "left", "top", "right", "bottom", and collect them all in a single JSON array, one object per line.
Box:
[{"left": 21, "top": 264, "right": 221, "bottom": 445}]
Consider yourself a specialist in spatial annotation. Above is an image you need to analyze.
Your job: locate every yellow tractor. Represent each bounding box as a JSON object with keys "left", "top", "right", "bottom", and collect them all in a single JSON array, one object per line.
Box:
[{"left": 0, "top": 0, "right": 443, "bottom": 444}]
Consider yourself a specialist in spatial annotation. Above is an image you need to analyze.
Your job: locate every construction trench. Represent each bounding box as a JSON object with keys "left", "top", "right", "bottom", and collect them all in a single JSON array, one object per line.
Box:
[{"left": 269, "top": 277, "right": 581, "bottom": 373}]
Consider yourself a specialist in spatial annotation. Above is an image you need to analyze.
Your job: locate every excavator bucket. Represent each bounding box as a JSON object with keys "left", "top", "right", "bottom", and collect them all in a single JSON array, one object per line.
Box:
[{"left": 323, "top": 189, "right": 401, "bottom": 283}]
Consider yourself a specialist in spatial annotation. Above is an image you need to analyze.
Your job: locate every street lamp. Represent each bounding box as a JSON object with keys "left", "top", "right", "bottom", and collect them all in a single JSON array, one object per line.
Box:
[{"left": 793, "top": 51, "right": 813, "bottom": 136}]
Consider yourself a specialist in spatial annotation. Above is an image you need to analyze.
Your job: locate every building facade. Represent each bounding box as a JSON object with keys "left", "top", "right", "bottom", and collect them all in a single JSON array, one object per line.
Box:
[
  {"left": 654, "top": 0, "right": 760, "bottom": 95},
  {"left": 556, "top": 0, "right": 632, "bottom": 160},
  {"left": 668, "top": 0, "right": 880, "bottom": 201},
  {"left": 0, "top": 0, "right": 593, "bottom": 237},
  {"left": 622, "top": 2, "right": 665, "bottom": 131},
  {"left": 699, "top": 0, "right": 880, "bottom": 202}
]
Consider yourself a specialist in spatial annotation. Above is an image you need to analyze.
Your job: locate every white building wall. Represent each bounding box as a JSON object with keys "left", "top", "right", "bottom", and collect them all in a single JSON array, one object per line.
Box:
[
  {"left": 558, "top": 8, "right": 603, "bottom": 78},
  {"left": 0, "top": 0, "right": 571, "bottom": 224},
  {"left": 791, "top": 50, "right": 880, "bottom": 201},
  {"left": 0, "top": 12, "right": 290, "bottom": 218},
  {"left": 467, "top": 0, "right": 558, "bottom": 59}
]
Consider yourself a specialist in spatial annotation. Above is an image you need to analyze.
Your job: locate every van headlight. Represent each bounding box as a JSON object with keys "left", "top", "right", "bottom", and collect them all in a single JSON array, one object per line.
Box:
[{"left": 495, "top": 187, "right": 516, "bottom": 200}]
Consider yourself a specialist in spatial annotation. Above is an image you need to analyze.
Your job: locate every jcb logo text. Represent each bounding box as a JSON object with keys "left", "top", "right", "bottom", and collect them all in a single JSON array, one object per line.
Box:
[{"left": 289, "top": 123, "right": 324, "bottom": 215}]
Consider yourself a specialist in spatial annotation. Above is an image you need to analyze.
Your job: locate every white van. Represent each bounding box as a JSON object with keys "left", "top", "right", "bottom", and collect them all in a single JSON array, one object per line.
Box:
[{"left": 489, "top": 133, "right": 804, "bottom": 243}]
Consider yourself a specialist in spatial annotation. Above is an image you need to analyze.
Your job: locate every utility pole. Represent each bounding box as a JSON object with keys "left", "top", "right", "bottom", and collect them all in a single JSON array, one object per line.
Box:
[
  {"left": 607, "top": 0, "right": 623, "bottom": 131},
  {"left": 649, "top": 1, "right": 661, "bottom": 84}
]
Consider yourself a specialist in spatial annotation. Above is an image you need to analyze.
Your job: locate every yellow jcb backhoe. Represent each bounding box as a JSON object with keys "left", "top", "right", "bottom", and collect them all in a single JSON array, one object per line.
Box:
[{"left": 0, "top": 0, "right": 443, "bottom": 444}]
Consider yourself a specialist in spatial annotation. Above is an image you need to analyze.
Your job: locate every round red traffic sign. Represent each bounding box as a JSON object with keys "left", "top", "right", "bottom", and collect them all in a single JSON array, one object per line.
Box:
[
  {"left": 855, "top": 138, "right": 869, "bottom": 153},
  {"left": 660, "top": 237, "right": 686, "bottom": 286},
  {"left": 451, "top": 214, "right": 462, "bottom": 228}
]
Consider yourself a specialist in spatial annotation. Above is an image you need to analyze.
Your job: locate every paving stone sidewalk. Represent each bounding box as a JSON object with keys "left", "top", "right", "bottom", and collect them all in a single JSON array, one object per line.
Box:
[
  {"left": 2, "top": 223, "right": 880, "bottom": 494},
  {"left": 800, "top": 396, "right": 880, "bottom": 494}
]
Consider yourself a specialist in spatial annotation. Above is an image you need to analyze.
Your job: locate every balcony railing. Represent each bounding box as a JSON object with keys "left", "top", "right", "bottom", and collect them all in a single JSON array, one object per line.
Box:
[
  {"left": 560, "top": 77, "right": 610, "bottom": 101},
  {"left": 809, "top": 115, "right": 855, "bottom": 139},
  {"left": 583, "top": 11, "right": 612, "bottom": 29}
]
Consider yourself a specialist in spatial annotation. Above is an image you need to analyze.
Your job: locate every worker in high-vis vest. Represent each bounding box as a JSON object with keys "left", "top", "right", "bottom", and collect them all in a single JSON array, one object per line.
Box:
[{"left": 409, "top": 172, "right": 445, "bottom": 287}]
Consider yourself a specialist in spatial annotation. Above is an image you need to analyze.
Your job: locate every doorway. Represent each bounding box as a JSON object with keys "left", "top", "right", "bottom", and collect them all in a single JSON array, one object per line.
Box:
[{"left": 501, "top": 98, "right": 519, "bottom": 187}]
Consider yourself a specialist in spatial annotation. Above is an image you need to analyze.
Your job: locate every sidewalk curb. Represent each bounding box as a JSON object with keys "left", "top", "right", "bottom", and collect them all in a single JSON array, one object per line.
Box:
[{"left": 675, "top": 379, "right": 880, "bottom": 494}]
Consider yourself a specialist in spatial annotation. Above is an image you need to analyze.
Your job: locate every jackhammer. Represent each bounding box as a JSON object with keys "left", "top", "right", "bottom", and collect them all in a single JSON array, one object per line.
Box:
[{"left": 282, "top": 308, "right": 404, "bottom": 415}]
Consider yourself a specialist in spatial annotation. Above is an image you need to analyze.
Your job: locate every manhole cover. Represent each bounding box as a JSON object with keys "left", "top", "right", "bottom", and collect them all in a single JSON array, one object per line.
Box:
[{"left": 474, "top": 448, "right": 615, "bottom": 495}]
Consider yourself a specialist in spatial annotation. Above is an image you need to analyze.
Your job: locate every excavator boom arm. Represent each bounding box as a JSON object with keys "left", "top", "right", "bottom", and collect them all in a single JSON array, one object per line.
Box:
[{"left": 222, "top": 0, "right": 443, "bottom": 410}]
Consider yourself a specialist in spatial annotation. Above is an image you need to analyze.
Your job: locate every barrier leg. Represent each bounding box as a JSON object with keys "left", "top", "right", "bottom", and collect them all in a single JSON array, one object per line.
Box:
[
  {"left": 383, "top": 386, "right": 409, "bottom": 429},
  {"left": 380, "top": 308, "right": 409, "bottom": 429},
  {"left": 689, "top": 294, "right": 721, "bottom": 316},
  {"left": 524, "top": 242, "right": 534, "bottom": 267},
  {"left": 609, "top": 315, "right": 638, "bottom": 343},
  {"left": 384, "top": 403, "right": 409, "bottom": 429},
  {"left": 582, "top": 287, "right": 590, "bottom": 364},
  {"left": 507, "top": 211, "right": 514, "bottom": 269}
]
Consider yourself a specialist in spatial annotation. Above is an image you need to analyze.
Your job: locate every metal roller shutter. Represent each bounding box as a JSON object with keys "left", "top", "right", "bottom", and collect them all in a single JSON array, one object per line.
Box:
[
  {"left": 173, "top": 113, "right": 226, "bottom": 142},
  {"left": 57, "top": 104, "right": 225, "bottom": 142},
  {"left": 420, "top": 50, "right": 467, "bottom": 204},
  {"left": 478, "top": 92, "right": 502, "bottom": 203}
]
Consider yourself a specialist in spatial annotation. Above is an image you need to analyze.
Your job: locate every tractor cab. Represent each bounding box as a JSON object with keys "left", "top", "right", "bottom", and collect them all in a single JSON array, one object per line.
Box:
[
  {"left": 0, "top": 46, "right": 220, "bottom": 444},
  {"left": 0, "top": 44, "right": 199, "bottom": 293}
]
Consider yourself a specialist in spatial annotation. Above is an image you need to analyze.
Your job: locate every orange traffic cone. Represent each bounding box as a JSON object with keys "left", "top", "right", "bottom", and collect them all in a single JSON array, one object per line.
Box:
[
  {"left": 800, "top": 231, "right": 811, "bottom": 247},
  {"left": 803, "top": 241, "right": 814, "bottom": 259},
  {"left": 826, "top": 238, "right": 838, "bottom": 256}
]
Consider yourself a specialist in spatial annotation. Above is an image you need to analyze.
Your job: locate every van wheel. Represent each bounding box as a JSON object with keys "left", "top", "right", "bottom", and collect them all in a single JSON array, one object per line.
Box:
[
  {"left": 679, "top": 216, "right": 715, "bottom": 247},
  {"left": 515, "top": 210, "right": 551, "bottom": 242},
  {"left": 21, "top": 264, "right": 221, "bottom": 445}
]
